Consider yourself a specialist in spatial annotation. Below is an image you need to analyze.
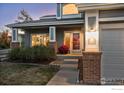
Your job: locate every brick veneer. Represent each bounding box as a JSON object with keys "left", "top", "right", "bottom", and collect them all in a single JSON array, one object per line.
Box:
[
  {"left": 78, "top": 51, "right": 102, "bottom": 85},
  {"left": 49, "top": 42, "right": 57, "bottom": 53},
  {"left": 11, "top": 42, "right": 20, "bottom": 48}
]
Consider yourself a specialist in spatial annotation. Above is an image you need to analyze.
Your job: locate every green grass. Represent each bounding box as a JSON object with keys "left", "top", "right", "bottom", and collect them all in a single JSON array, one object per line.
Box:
[{"left": 0, "top": 62, "right": 58, "bottom": 85}]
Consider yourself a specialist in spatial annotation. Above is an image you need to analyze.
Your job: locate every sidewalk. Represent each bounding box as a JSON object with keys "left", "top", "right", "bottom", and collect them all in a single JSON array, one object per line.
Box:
[{"left": 47, "top": 59, "right": 78, "bottom": 85}]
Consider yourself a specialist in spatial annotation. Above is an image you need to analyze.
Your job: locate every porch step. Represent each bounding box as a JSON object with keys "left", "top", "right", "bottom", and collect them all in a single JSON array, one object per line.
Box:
[
  {"left": 63, "top": 59, "right": 78, "bottom": 64},
  {"left": 62, "top": 59, "right": 78, "bottom": 71},
  {"left": 57, "top": 54, "right": 82, "bottom": 61}
]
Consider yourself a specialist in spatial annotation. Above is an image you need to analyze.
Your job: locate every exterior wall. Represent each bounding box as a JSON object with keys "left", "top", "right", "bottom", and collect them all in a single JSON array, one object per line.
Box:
[
  {"left": 77, "top": 4, "right": 124, "bottom": 11},
  {"left": 56, "top": 28, "right": 64, "bottom": 48},
  {"left": 18, "top": 34, "right": 24, "bottom": 46},
  {"left": 99, "top": 9, "right": 124, "bottom": 18},
  {"left": 24, "top": 31, "right": 30, "bottom": 47},
  {"left": 24, "top": 28, "right": 49, "bottom": 47}
]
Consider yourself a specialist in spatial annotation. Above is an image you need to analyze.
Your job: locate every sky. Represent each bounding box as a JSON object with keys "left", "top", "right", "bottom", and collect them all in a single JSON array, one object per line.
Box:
[{"left": 0, "top": 3, "right": 56, "bottom": 31}]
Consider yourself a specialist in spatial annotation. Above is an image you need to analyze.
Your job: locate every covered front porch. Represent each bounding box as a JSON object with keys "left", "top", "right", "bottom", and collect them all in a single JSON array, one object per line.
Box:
[
  {"left": 8, "top": 17, "right": 85, "bottom": 54},
  {"left": 21, "top": 25, "right": 84, "bottom": 54}
]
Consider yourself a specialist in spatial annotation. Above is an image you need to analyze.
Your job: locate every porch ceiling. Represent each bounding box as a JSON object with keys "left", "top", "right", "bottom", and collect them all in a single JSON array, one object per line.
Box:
[{"left": 6, "top": 18, "right": 84, "bottom": 28}]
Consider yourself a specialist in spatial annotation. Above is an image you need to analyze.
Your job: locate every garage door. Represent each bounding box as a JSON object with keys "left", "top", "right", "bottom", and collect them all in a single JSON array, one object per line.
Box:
[{"left": 101, "top": 28, "right": 124, "bottom": 80}]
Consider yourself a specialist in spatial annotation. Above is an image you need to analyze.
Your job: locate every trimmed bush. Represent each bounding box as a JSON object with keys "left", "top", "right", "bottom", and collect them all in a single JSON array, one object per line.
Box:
[
  {"left": 8, "top": 46, "right": 56, "bottom": 62},
  {"left": 58, "top": 45, "right": 69, "bottom": 54}
]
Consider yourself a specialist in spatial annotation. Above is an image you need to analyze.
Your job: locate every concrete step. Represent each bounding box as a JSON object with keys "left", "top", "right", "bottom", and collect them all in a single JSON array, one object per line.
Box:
[
  {"left": 61, "top": 64, "right": 78, "bottom": 69},
  {"left": 63, "top": 59, "right": 78, "bottom": 65},
  {"left": 57, "top": 54, "right": 82, "bottom": 61}
]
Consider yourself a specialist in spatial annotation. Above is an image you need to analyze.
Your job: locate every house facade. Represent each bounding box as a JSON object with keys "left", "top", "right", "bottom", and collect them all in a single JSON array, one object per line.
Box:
[{"left": 7, "top": 4, "right": 124, "bottom": 81}]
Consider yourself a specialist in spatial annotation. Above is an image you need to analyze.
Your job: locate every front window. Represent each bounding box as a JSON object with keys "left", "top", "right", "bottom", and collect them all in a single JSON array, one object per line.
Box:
[
  {"left": 12, "top": 29, "right": 17, "bottom": 41},
  {"left": 49, "top": 26, "right": 56, "bottom": 42},
  {"left": 32, "top": 34, "right": 49, "bottom": 46}
]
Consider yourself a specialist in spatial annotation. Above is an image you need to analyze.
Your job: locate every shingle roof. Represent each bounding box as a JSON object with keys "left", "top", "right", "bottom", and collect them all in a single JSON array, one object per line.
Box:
[{"left": 6, "top": 17, "right": 84, "bottom": 28}]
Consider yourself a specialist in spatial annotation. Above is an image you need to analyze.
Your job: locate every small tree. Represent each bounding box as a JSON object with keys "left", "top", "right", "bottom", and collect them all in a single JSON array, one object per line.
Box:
[{"left": 0, "top": 30, "right": 11, "bottom": 49}]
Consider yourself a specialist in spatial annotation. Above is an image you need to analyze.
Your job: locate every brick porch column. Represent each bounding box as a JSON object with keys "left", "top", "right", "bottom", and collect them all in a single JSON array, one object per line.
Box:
[
  {"left": 80, "top": 52, "right": 102, "bottom": 85},
  {"left": 49, "top": 26, "right": 57, "bottom": 53},
  {"left": 11, "top": 28, "right": 20, "bottom": 48}
]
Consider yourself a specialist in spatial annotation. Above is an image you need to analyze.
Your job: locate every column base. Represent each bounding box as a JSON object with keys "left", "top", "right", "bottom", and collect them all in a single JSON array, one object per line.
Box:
[
  {"left": 79, "top": 51, "right": 102, "bottom": 85},
  {"left": 49, "top": 42, "right": 57, "bottom": 53},
  {"left": 11, "top": 42, "right": 20, "bottom": 48}
]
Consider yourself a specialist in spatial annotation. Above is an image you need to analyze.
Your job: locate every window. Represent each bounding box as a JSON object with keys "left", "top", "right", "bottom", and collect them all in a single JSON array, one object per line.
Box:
[
  {"left": 49, "top": 26, "right": 56, "bottom": 42},
  {"left": 63, "top": 4, "right": 78, "bottom": 15},
  {"left": 12, "top": 29, "right": 17, "bottom": 41},
  {"left": 32, "top": 34, "right": 49, "bottom": 46},
  {"left": 56, "top": 3, "right": 61, "bottom": 19},
  {"left": 88, "top": 17, "right": 96, "bottom": 32}
]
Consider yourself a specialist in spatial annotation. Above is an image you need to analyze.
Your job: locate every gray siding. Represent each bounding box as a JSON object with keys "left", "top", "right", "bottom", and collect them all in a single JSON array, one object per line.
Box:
[
  {"left": 99, "top": 9, "right": 124, "bottom": 18},
  {"left": 56, "top": 29, "right": 64, "bottom": 48},
  {"left": 24, "top": 31, "right": 30, "bottom": 47}
]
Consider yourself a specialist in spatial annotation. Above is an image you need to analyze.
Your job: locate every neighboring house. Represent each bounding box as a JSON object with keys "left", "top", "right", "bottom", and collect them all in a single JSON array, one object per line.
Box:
[
  {"left": 7, "top": 4, "right": 124, "bottom": 81},
  {"left": 8, "top": 29, "right": 25, "bottom": 47},
  {"left": 17, "top": 29, "right": 25, "bottom": 47}
]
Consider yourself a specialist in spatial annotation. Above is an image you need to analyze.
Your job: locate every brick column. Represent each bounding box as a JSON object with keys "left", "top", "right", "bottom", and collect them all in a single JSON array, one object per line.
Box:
[
  {"left": 79, "top": 51, "right": 102, "bottom": 85},
  {"left": 11, "top": 42, "right": 20, "bottom": 48},
  {"left": 49, "top": 42, "right": 57, "bottom": 53}
]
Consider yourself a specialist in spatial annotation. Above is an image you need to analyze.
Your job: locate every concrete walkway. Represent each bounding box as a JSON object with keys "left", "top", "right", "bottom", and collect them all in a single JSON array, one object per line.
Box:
[{"left": 47, "top": 59, "right": 79, "bottom": 85}]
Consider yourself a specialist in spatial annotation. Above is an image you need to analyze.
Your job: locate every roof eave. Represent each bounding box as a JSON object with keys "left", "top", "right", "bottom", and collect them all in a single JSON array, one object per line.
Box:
[{"left": 6, "top": 19, "right": 84, "bottom": 28}]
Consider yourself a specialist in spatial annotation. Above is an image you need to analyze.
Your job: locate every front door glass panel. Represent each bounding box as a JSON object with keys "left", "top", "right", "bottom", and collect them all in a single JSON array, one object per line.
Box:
[
  {"left": 73, "top": 33, "right": 80, "bottom": 50},
  {"left": 64, "top": 33, "right": 71, "bottom": 48}
]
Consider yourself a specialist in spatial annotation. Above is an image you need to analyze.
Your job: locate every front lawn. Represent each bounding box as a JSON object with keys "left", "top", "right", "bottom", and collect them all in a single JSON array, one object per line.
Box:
[{"left": 0, "top": 62, "right": 58, "bottom": 85}]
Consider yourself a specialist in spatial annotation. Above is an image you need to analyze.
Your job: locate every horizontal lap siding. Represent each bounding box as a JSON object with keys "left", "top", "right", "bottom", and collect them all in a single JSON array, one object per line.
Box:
[{"left": 99, "top": 9, "right": 124, "bottom": 18}]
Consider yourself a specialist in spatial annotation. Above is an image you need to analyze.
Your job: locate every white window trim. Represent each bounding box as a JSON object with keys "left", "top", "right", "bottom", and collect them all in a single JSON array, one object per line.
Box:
[
  {"left": 49, "top": 26, "right": 56, "bottom": 42},
  {"left": 12, "top": 28, "right": 18, "bottom": 42},
  {"left": 85, "top": 10, "right": 99, "bottom": 51}
]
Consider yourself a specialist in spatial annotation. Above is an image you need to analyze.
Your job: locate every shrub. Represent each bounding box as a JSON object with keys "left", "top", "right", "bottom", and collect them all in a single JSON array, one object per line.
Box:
[
  {"left": 58, "top": 45, "right": 69, "bottom": 54},
  {"left": 8, "top": 46, "right": 56, "bottom": 62}
]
